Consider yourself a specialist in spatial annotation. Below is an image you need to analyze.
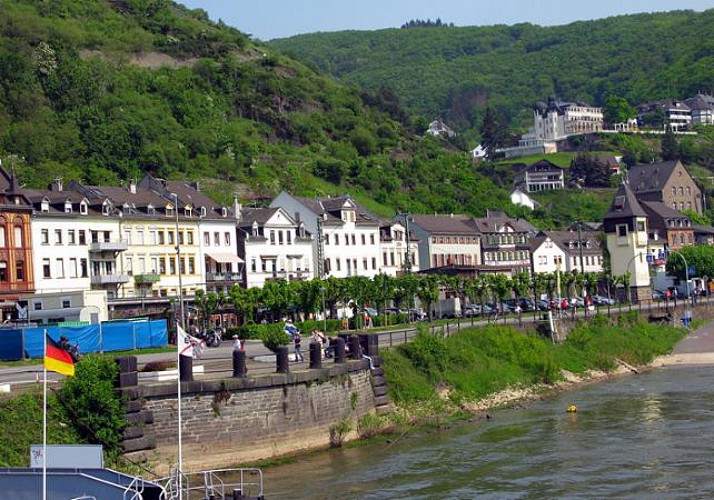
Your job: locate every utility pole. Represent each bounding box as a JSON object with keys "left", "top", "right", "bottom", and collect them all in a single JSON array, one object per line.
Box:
[{"left": 577, "top": 222, "right": 585, "bottom": 275}]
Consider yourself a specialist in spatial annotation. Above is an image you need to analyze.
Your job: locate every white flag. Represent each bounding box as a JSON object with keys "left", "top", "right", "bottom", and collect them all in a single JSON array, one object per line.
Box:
[{"left": 177, "top": 325, "right": 205, "bottom": 359}]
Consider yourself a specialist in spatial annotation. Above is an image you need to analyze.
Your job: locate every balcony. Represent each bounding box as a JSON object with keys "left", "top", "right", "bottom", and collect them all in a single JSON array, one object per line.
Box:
[
  {"left": 89, "top": 240, "right": 128, "bottom": 252},
  {"left": 91, "top": 274, "right": 131, "bottom": 285},
  {"left": 206, "top": 272, "right": 242, "bottom": 282},
  {"left": 134, "top": 273, "right": 160, "bottom": 285}
]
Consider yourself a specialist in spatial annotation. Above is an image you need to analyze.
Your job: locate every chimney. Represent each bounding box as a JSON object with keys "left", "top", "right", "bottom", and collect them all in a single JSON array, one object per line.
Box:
[
  {"left": 234, "top": 195, "right": 242, "bottom": 221},
  {"left": 192, "top": 181, "right": 200, "bottom": 192},
  {"left": 129, "top": 179, "right": 136, "bottom": 194},
  {"left": 294, "top": 211, "right": 301, "bottom": 225},
  {"left": 51, "top": 178, "right": 63, "bottom": 192}
]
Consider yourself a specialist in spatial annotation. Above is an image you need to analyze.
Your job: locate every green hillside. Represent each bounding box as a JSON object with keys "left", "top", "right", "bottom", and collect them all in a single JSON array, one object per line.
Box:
[
  {"left": 269, "top": 10, "right": 714, "bottom": 139},
  {"left": 1, "top": 1, "right": 713, "bottom": 228}
]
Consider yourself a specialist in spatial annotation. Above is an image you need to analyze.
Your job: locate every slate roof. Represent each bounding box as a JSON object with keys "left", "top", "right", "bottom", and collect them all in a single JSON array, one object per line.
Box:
[
  {"left": 628, "top": 160, "right": 681, "bottom": 194},
  {"left": 603, "top": 183, "right": 647, "bottom": 220},
  {"left": 293, "top": 195, "right": 378, "bottom": 226},
  {"left": 407, "top": 214, "right": 477, "bottom": 235},
  {"left": 239, "top": 207, "right": 283, "bottom": 227},
  {"left": 470, "top": 210, "right": 538, "bottom": 234},
  {"left": 684, "top": 93, "right": 714, "bottom": 111}
]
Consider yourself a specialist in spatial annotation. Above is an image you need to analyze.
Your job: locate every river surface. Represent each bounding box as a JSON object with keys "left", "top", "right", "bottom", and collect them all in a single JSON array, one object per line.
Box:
[{"left": 264, "top": 365, "right": 714, "bottom": 499}]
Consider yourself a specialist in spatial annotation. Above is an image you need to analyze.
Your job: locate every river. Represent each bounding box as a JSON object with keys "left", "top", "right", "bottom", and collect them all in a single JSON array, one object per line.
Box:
[{"left": 264, "top": 365, "right": 714, "bottom": 499}]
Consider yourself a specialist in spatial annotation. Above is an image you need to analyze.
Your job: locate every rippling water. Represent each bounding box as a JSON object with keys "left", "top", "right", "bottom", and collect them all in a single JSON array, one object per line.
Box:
[{"left": 264, "top": 366, "right": 714, "bottom": 499}]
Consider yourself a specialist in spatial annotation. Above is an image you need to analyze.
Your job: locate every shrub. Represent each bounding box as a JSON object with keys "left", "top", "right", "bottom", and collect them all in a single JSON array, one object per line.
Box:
[{"left": 261, "top": 329, "right": 291, "bottom": 353}]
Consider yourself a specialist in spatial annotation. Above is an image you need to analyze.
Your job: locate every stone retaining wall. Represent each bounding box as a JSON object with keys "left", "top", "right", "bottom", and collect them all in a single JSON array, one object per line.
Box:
[{"left": 120, "top": 358, "right": 381, "bottom": 474}]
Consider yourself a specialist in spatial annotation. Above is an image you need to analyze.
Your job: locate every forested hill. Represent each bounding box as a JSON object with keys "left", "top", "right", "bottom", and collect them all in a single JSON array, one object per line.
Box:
[
  {"left": 0, "top": 0, "right": 521, "bottom": 218},
  {"left": 269, "top": 9, "right": 714, "bottom": 140}
]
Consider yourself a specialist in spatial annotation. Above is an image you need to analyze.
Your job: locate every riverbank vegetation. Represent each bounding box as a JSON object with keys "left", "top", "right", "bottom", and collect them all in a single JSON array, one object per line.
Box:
[{"left": 381, "top": 314, "right": 684, "bottom": 413}]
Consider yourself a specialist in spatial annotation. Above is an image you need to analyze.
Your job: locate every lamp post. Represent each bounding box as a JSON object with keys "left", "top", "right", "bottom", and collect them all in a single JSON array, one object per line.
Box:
[
  {"left": 320, "top": 286, "right": 327, "bottom": 332},
  {"left": 403, "top": 213, "right": 412, "bottom": 273},
  {"left": 172, "top": 193, "right": 186, "bottom": 329}
]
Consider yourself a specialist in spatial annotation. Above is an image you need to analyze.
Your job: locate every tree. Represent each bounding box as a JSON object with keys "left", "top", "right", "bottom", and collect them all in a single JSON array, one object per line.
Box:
[
  {"left": 479, "top": 106, "right": 506, "bottom": 159},
  {"left": 665, "top": 246, "right": 714, "bottom": 282},
  {"left": 602, "top": 96, "right": 636, "bottom": 125},
  {"left": 569, "top": 154, "right": 611, "bottom": 188},
  {"left": 661, "top": 126, "right": 678, "bottom": 161}
]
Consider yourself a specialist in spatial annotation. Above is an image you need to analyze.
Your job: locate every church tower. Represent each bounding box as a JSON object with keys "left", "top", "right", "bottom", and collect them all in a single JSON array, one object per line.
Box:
[{"left": 603, "top": 183, "right": 651, "bottom": 302}]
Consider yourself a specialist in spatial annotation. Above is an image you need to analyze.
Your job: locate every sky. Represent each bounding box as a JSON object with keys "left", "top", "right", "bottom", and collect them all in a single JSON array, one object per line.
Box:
[{"left": 178, "top": 0, "right": 713, "bottom": 41}]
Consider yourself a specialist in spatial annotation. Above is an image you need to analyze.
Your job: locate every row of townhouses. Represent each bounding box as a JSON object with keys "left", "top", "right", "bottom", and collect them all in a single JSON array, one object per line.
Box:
[{"left": 0, "top": 157, "right": 707, "bottom": 323}]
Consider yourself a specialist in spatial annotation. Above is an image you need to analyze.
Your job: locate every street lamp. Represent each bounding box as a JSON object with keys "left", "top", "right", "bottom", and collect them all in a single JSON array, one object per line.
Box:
[
  {"left": 172, "top": 193, "right": 186, "bottom": 329},
  {"left": 320, "top": 286, "right": 326, "bottom": 332}
]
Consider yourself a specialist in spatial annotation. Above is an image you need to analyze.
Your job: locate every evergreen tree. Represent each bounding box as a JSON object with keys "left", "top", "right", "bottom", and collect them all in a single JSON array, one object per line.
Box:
[
  {"left": 661, "top": 126, "right": 678, "bottom": 161},
  {"left": 479, "top": 106, "right": 506, "bottom": 159}
]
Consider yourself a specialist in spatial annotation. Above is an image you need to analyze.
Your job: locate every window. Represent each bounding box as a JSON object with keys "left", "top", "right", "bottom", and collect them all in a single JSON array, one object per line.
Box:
[
  {"left": 251, "top": 258, "right": 256, "bottom": 272},
  {"left": 16, "top": 260, "right": 24, "bottom": 280},
  {"left": 324, "top": 234, "right": 329, "bottom": 245},
  {"left": 363, "top": 258, "right": 368, "bottom": 270},
  {"left": 188, "top": 257, "right": 195, "bottom": 274},
  {"left": 687, "top": 186, "right": 691, "bottom": 195},
  {"left": 33, "top": 301, "right": 42, "bottom": 311},
  {"left": 361, "top": 234, "right": 366, "bottom": 245},
  {"left": 345, "top": 234, "right": 349, "bottom": 245},
  {"left": 204, "top": 232, "right": 210, "bottom": 245},
  {"left": 370, "top": 234, "right": 375, "bottom": 245},
  {"left": 278, "top": 231, "right": 283, "bottom": 245},
  {"left": 43, "top": 258, "right": 51, "bottom": 278},
  {"left": 126, "top": 257, "right": 133, "bottom": 275},
  {"left": 187, "top": 231, "right": 194, "bottom": 245},
  {"left": 80, "top": 259, "right": 88, "bottom": 277},
  {"left": 62, "top": 299, "right": 71, "bottom": 309},
  {"left": 169, "top": 257, "right": 176, "bottom": 275},
  {"left": 80, "top": 202, "right": 88, "bottom": 214},
  {"left": 41, "top": 229, "right": 49, "bottom": 245},
  {"left": 54, "top": 229, "right": 62, "bottom": 245},
  {"left": 214, "top": 232, "right": 220, "bottom": 246},
  {"left": 168, "top": 231, "right": 175, "bottom": 245},
  {"left": 69, "top": 258, "right": 77, "bottom": 278},
  {"left": 179, "top": 256, "right": 185, "bottom": 274},
  {"left": 158, "top": 231, "right": 165, "bottom": 245},
  {"left": 222, "top": 232, "right": 229, "bottom": 246},
  {"left": 617, "top": 224, "right": 627, "bottom": 237},
  {"left": 270, "top": 231, "right": 275, "bottom": 245},
  {"left": 372, "top": 258, "right": 377, "bottom": 270},
  {"left": 79, "top": 230, "right": 86, "bottom": 245},
  {"left": 351, "top": 234, "right": 356, "bottom": 245},
  {"left": 67, "top": 230, "right": 76, "bottom": 245},
  {"left": 137, "top": 230, "right": 145, "bottom": 245},
  {"left": 336, "top": 259, "right": 341, "bottom": 272},
  {"left": 55, "top": 258, "right": 65, "bottom": 278},
  {"left": 159, "top": 258, "right": 166, "bottom": 274},
  {"left": 178, "top": 231, "right": 184, "bottom": 245},
  {"left": 286, "top": 230, "right": 291, "bottom": 244},
  {"left": 13, "top": 226, "right": 21, "bottom": 248}
]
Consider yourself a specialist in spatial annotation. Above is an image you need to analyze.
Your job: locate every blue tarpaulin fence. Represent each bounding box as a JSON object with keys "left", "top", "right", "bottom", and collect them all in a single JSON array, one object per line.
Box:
[{"left": 0, "top": 319, "right": 168, "bottom": 361}]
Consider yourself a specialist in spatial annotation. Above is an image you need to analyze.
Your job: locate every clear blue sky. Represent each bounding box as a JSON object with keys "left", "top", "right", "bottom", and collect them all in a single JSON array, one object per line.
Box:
[{"left": 178, "top": 0, "right": 712, "bottom": 41}]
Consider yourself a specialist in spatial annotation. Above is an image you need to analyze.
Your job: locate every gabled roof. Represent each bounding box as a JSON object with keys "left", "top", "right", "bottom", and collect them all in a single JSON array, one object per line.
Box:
[
  {"left": 628, "top": 160, "right": 684, "bottom": 194},
  {"left": 292, "top": 194, "right": 378, "bottom": 225},
  {"left": 544, "top": 230, "right": 602, "bottom": 255},
  {"left": 604, "top": 183, "right": 647, "bottom": 220},
  {"left": 239, "top": 207, "right": 284, "bottom": 227},
  {"left": 470, "top": 210, "right": 537, "bottom": 234},
  {"left": 685, "top": 93, "right": 714, "bottom": 111},
  {"left": 639, "top": 200, "right": 690, "bottom": 220},
  {"left": 407, "top": 214, "right": 477, "bottom": 235}
]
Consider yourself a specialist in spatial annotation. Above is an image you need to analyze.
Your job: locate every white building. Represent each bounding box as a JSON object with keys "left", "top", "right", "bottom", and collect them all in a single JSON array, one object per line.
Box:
[
  {"left": 271, "top": 192, "right": 381, "bottom": 279},
  {"left": 25, "top": 180, "right": 127, "bottom": 299},
  {"left": 531, "top": 97, "right": 603, "bottom": 142},
  {"left": 237, "top": 207, "right": 313, "bottom": 289},
  {"left": 530, "top": 231, "right": 603, "bottom": 275},
  {"left": 378, "top": 219, "right": 419, "bottom": 276}
]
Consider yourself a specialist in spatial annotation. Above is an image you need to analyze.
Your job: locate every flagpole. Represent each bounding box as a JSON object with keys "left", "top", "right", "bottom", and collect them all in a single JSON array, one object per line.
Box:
[
  {"left": 177, "top": 320, "right": 183, "bottom": 500},
  {"left": 42, "top": 329, "right": 47, "bottom": 500}
]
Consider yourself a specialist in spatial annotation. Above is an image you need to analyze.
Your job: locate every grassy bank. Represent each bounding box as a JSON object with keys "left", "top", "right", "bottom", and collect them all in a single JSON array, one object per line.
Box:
[{"left": 381, "top": 313, "right": 684, "bottom": 410}]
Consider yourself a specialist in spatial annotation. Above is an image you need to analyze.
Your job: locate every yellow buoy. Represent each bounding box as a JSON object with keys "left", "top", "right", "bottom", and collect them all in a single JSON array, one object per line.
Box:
[{"left": 566, "top": 404, "right": 578, "bottom": 413}]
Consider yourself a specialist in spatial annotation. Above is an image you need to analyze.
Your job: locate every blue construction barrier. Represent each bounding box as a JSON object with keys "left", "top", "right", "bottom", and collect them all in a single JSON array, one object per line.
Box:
[{"left": 0, "top": 319, "right": 168, "bottom": 361}]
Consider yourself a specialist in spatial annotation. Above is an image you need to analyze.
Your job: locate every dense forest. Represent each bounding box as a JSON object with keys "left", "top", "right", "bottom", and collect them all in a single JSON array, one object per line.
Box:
[
  {"left": 269, "top": 10, "right": 714, "bottom": 141},
  {"left": 1, "top": 1, "right": 714, "bottom": 228}
]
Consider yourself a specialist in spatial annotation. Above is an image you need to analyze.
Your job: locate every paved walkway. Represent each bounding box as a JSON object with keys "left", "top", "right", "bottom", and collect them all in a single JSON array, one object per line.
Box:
[{"left": 653, "top": 319, "right": 714, "bottom": 366}]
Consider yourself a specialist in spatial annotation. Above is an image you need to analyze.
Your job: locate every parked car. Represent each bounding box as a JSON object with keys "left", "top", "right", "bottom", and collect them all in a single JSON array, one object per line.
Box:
[
  {"left": 517, "top": 298, "right": 536, "bottom": 311},
  {"left": 592, "top": 295, "right": 615, "bottom": 306},
  {"left": 463, "top": 304, "right": 482, "bottom": 317},
  {"left": 569, "top": 297, "right": 585, "bottom": 308},
  {"left": 408, "top": 308, "right": 427, "bottom": 321},
  {"left": 652, "top": 290, "right": 666, "bottom": 301},
  {"left": 536, "top": 299, "right": 551, "bottom": 311},
  {"left": 362, "top": 307, "right": 378, "bottom": 317}
]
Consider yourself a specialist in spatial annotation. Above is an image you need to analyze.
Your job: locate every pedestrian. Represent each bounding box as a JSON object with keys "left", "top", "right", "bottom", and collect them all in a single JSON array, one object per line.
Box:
[
  {"left": 284, "top": 319, "right": 298, "bottom": 339},
  {"left": 514, "top": 304, "right": 522, "bottom": 324},
  {"left": 232, "top": 334, "right": 242, "bottom": 351},
  {"left": 293, "top": 330, "right": 304, "bottom": 362},
  {"left": 311, "top": 328, "right": 327, "bottom": 359}
]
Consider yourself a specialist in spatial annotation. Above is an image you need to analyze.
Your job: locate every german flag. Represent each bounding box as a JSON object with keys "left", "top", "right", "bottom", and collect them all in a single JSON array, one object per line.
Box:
[{"left": 44, "top": 334, "right": 75, "bottom": 377}]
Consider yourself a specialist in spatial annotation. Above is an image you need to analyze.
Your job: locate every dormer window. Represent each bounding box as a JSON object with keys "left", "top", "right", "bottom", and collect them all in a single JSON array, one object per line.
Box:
[
  {"left": 102, "top": 201, "right": 111, "bottom": 216},
  {"left": 184, "top": 206, "right": 192, "bottom": 217},
  {"left": 221, "top": 207, "right": 228, "bottom": 218},
  {"left": 79, "top": 201, "right": 88, "bottom": 215},
  {"left": 147, "top": 204, "right": 156, "bottom": 215},
  {"left": 200, "top": 206, "right": 207, "bottom": 217},
  {"left": 64, "top": 200, "right": 72, "bottom": 213},
  {"left": 252, "top": 221, "right": 259, "bottom": 237},
  {"left": 166, "top": 206, "right": 175, "bottom": 217},
  {"left": 41, "top": 199, "right": 50, "bottom": 212}
]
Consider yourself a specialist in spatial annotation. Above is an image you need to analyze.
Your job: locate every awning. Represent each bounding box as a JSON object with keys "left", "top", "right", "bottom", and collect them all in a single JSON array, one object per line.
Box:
[{"left": 205, "top": 252, "right": 244, "bottom": 264}]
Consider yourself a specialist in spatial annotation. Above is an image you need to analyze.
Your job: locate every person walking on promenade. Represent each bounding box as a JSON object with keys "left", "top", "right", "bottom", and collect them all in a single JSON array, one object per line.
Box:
[{"left": 293, "top": 330, "right": 304, "bottom": 362}]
